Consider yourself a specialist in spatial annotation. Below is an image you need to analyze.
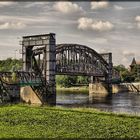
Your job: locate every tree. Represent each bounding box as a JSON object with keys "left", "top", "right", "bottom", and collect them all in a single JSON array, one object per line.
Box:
[
  {"left": 114, "top": 64, "right": 134, "bottom": 82},
  {"left": 130, "top": 65, "right": 140, "bottom": 82},
  {"left": 0, "top": 58, "right": 22, "bottom": 72},
  {"left": 56, "top": 75, "right": 77, "bottom": 87},
  {"left": 114, "top": 64, "right": 126, "bottom": 73},
  {"left": 121, "top": 70, "right": 134, "bottom": 82},
  {"left": 77, "top": 76, "right": 89, "bottom": 84}
]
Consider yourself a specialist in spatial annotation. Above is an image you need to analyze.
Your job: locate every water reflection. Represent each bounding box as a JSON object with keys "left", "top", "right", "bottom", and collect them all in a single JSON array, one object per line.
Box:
[{"left": 56, "top": 90, "right": 140, "bottom": 115}]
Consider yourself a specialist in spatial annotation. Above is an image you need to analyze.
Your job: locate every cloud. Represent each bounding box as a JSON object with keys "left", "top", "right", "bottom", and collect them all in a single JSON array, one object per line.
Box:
[
  {"left": 24, "top": 2, "right": 49, "bottom": 8},
  {"left": 0, "top": 2, "right": 16, "bottom": 7},
  {"left": 135, "top": 16, "right": 140, "bottom": 22},
  {"left": 123, "top": 51, "right": 135, "bottom": 57},
  {"left": 114, "top": 5, "right": 124, "bottom": 10},
  {"left": 78, "top": 17, "right": 114, "bottom": 31},
  {"left": 135, "top": 16, "right": 140, "bottom": 29},
  {"left": 0, "top": 22, "right": 26, "bottom": 30},
  {"left": 53, "top": 2, "right": 83, "bottom": 14},
  {"left": 91, "top": 1, "right": 109, "bottom": 10}
]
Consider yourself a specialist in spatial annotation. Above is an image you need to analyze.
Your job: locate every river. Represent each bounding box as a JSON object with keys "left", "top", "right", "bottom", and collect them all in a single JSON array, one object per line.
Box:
[{"left": 56, "top": 90, "right": 140, "bottom": 115}]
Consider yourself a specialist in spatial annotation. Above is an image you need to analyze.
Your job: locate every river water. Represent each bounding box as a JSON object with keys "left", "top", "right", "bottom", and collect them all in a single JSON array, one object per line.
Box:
[{"left": 56, "top": 90, "right": 140, "bottom": 115}]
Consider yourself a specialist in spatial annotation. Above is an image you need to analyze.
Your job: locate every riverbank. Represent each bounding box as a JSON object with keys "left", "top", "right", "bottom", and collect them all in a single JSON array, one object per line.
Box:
[
  {"left": 56, "top": 85, "right": 89, "bottom": 92},
  {"left": 0, "top": 104, "right": 139, "bottom": 138}
]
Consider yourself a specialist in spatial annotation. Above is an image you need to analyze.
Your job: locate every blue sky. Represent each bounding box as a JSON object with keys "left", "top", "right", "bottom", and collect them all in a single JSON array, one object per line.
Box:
[{"left": 0, "top": 1, "right": 140, "bottom": 67}]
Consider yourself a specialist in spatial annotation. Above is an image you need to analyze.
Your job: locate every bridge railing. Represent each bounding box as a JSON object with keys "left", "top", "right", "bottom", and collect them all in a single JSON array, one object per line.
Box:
[
  {"left": 16, "top": 71, "right": 44, "bottom": 85},
  {"left": 0, "top": 71, "right": 44, "bottom": 86}
]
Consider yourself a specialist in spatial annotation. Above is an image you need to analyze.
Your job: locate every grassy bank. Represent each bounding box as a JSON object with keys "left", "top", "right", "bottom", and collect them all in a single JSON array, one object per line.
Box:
[
  {"left": 56, "top": 85, "right": 89, "bottom": 92},
  {"left": 0, "top": 104, "right": 139, "bottom": 138}
]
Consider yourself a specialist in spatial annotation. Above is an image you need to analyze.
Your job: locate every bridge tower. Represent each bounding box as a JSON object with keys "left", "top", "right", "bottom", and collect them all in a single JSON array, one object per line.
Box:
[{"left": 21, "top": 33, "right": 56, "bottom": 105}]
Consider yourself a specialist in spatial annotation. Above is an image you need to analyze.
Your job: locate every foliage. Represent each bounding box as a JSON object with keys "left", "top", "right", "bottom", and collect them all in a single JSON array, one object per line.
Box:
[
  {"left": 131, "top": 65, "right": 140, "bottom": 82},
  {"left": 114, "top": 64, "right": 126, "bottom": 72},
  {"left": 0, "top": 58, "right": 22, "bottom": 72},
  {"left": 0, "top": 104, "right": 139, "bottom": 138},
  {"left": 77, "top": 76, "right": 89, "bottom": 84},
  {"left": 56, "top": 75, "right": 77, "bottom": 87},
  {"left": 114, "top": 64, "right": 135, "bottom": 82},
  {"left": 121, "top": 70, "right": 134, "bottom": 82},
  {"left": 56, "top": 75, "right": 89, "bottom": 87}
]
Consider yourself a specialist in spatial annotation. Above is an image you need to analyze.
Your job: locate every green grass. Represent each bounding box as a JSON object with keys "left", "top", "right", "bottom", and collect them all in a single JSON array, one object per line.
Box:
[{"left": 0, "top": 104, "right": 140, "bottom": 138}]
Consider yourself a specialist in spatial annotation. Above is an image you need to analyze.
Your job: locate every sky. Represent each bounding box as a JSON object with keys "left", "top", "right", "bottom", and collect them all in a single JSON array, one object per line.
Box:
[{"left": 0, "top": 1, "right": 140, "bottom": 67}]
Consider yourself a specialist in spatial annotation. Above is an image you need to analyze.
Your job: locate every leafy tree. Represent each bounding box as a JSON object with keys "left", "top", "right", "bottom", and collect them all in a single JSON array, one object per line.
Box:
[
  {"left": 77, "top": 76, "right": 89, "bottom": 84},
  {"left": 56, "top": 75, "right": 89, "bottom": 87},
  {"left": 114, "top": 64, "right": 126, "bottom": 73},
  {"left": 0, "top": 58, "right": 22, "bottom": 72},
  {"left": 130, "top": 65, "right": 140, "bottom": 82},
  {"left": 121, "top": 70, "right": 134, "bottom": 82},
  {"left": 56, "top": 75, "right": 77, "bottom": 87},
  {"left": 114, "top": 64, "right": 135, "bottom": 82}
]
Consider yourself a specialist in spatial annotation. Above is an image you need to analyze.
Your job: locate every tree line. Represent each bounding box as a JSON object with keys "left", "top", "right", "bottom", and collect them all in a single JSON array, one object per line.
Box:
[
  {"left": 0, "top": 58, "right": 22, "bottom": 72},
  {"left": 114, "top": 64, "right": 140, "bottom": 82}
]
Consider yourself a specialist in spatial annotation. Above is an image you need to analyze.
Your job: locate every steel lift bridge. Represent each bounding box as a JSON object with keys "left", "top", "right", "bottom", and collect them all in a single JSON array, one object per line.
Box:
[{"left": 0, "top": 33, "right": 120, "bottom": 104}]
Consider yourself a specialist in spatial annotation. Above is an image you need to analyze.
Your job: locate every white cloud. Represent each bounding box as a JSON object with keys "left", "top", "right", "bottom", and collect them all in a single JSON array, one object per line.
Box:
[
  {"left": 78, "top": 17, "right": 114, "bottom": 31},
  {"left": 91, "top": 1, "right": 109, "bottom": 10},
  {"left": 0, "top": 2, "right": 16, "bottom": 7},
  {"left": 135, "top": 16, "right": 140, "bottom": 29},
  {"left": 135, "top": 16, "right": 140, "bottom": 22},
  {"left": 0, "top": 22, "right": 26, "bottom": 30},
  {"left": 53, "top": 2, "right": 83, "bottom": 14},
  {"left": 92, "top": 21, "right": 114, "bottom": 31},
  {"left": 78, "top": 17, "right": 93, "bottom": 30},
  {"left": 114, "top": 5, "right": 124, "bottom": 10}
]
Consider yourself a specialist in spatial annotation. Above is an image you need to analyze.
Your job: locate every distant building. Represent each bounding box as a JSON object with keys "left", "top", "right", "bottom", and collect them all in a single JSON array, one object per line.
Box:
[{"left": 130, "top": 57, "right": 140, "bottom": 80}]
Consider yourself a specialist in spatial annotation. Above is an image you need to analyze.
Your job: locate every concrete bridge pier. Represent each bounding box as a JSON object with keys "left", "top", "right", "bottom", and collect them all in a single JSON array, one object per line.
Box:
[
  {"left": 89, "top": 53, "right": 113, "bottom": 101},
  {"left": 89, "top": 76, "right": 111, "bottom": 96},
  {"left": 45, "top": 34, "right": 56, "bottom": 105}
]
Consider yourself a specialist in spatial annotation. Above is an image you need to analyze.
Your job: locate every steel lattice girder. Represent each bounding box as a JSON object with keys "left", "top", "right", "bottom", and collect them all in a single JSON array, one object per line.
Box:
[{"left": 56, "top": 44, "right": 109, "bottom": 76}]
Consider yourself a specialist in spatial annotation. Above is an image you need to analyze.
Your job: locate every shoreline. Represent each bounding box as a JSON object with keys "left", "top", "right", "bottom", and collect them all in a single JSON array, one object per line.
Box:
[{"left": 56, "top": 85, "right": 89, "bottom": 92}]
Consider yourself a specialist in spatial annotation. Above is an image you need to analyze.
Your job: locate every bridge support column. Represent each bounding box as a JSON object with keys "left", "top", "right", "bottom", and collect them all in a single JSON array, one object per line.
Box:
[
  {"left": 89, "top": 82, "right": 111, "bottom": 99},
  {"left": 22, "top": 46, "right": 33, "bottom": 71},
  {"left": 45, "top": 33, "right": 56, "bottom": 105},
  {"left": 106, "top": 53, "right": 113, "bottom": 96}
]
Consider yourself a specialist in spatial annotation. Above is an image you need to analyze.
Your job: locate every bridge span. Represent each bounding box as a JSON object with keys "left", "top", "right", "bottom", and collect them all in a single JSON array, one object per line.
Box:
[{"left": 0, "top": 33, "right": 120, "bottom": 104}]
